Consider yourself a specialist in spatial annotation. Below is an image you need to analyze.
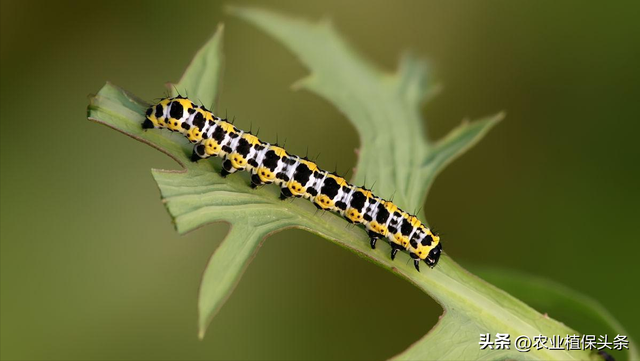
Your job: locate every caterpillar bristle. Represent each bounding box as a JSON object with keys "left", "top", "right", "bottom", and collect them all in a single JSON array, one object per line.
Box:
[{"left": 143, "top": 97, "right": 443, "bottom": 271}]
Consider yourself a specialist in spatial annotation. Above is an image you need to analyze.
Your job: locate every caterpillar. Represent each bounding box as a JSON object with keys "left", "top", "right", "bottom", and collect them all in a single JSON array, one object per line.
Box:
[{"left": 143, "top": 96, "right": 442, "bottom": 271}]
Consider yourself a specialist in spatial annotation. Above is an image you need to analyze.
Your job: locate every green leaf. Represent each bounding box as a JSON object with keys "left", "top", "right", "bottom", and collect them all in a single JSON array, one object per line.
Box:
[
  {"left": 86, "top": 9, "right": 628, "bottom": 360},
  {"left": 170, "top": 24, "right": 225, "bottom": 110},
  {"left": 476, "top": 267, "right": 638, "bottom": 361}
]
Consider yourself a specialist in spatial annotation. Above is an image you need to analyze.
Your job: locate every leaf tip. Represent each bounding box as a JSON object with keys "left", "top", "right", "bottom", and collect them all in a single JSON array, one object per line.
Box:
[
  {"left": 482, "top": 110, "right": 506, "bottom": 130},
  {"left": 168, "top": 23, "right": 225, "bottom": 103},
  {"left": 395, "top": 52, "right": 436, "bottom": 106},
  {"left": 469, "top": 110, "right": 506, "bottom": 130},
  {"left": 198, "top": 327, "right": 206, "bottom": 340},
  {"left": 317, "top": 15, "right": 335, "bottom": 31},
  {"left": 209, "top": 22, "right": 225, "bottom": 47},
  {"left": 290, "top": 75, "right": 315, "bottom": 91},
  {"left": 424, "top": 82, "right": 443, "bottom": 103}
]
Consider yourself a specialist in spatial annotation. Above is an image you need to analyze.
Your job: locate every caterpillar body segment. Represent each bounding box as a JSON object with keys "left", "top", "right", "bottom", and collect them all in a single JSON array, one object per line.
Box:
[{"left": 144, "top": 96, "right": 442, "bottom": 271}]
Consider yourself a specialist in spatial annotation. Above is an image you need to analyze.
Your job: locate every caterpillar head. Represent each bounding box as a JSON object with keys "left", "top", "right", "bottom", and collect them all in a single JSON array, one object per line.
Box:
[
  {"left": 143, "top": 98, "right": 173, "bottom": 130},
  {"left": 424, "top": 242, "right": 442, "bottom": 268}
]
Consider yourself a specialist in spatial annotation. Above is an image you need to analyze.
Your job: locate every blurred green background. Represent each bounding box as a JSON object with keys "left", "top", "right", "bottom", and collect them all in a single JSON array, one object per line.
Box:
[{"left": 1, "top": 0, "right": 639, "bottom": 360}]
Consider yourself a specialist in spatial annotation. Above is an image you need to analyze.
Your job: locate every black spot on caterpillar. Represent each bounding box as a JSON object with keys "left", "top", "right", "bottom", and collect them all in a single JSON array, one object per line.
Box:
[{"left": 144, "top": 97, "right": 442, "bottom": 271}]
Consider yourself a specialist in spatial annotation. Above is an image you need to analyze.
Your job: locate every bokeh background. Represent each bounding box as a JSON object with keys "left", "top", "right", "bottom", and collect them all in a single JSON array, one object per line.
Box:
[{"left": 1, "top": 0, "right": 639, "bottom": 360}]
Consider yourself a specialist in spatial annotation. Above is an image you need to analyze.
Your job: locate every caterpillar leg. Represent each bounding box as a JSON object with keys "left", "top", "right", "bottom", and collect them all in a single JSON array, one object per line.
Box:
[
  {"left": 220, "top": 159, "right": 238, "bottom": 178},
  {"left": 250, "top": 174, "right": 264, "bottom": 189},
  {"left": 410, "top": 252, "right": 421, "bottom": 272},
  {"left": 390, "top": 243, "right": 403, "bottom": 260},
  {"left": 142, "top": 118, "right": 155, "bottom": 129},
  {"left": 191, "top": 144, "right": 207, "bottom": 162},
  {"left": 191, "top": 151, "right": 202, "bottom": 162},
  {"left": 279, "top": 187, "right": 293, "bottom": 200},
  {"left": 367, "top": 231, "right": 380, "bottom": 249}
]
